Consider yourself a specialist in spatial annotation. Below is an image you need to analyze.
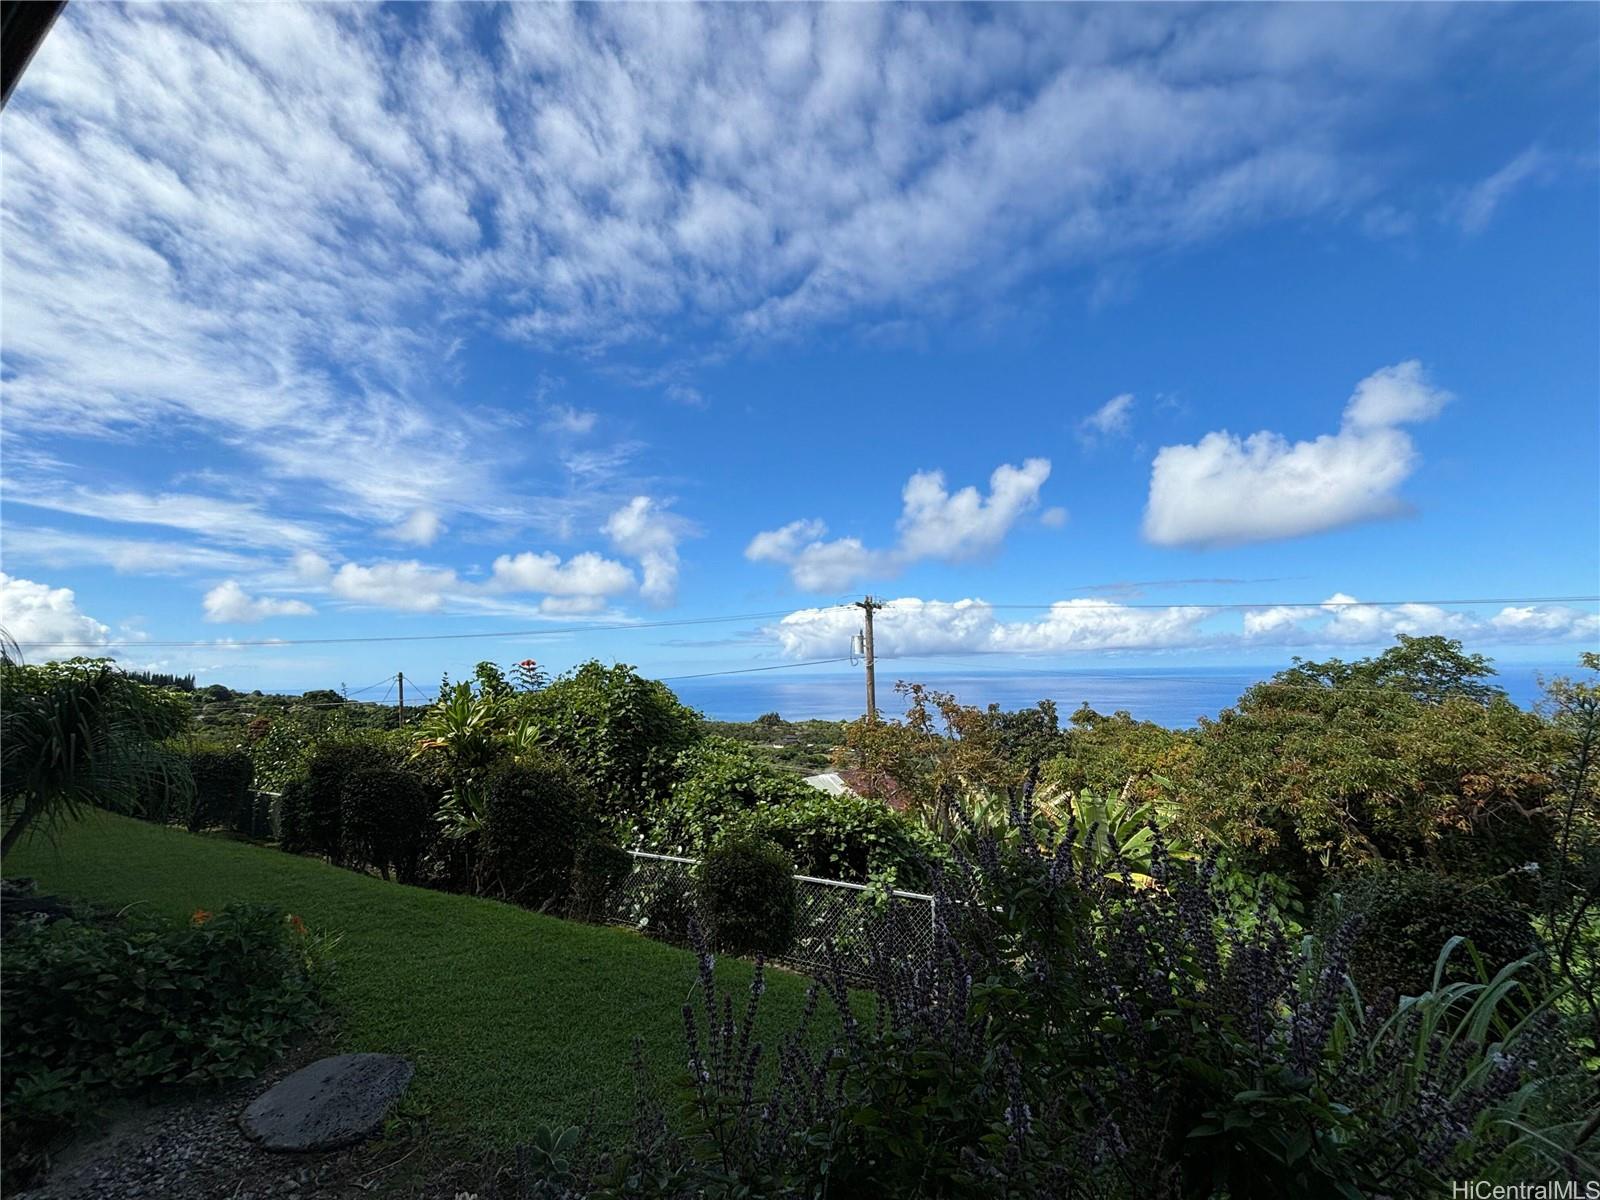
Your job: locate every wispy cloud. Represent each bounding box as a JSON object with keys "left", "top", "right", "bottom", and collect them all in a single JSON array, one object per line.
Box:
[
  {"left": 1078, "top": 393, "right": 1135, "bottom": 445},
  {"left": 1451, "top": 146, "right": 1555, "bottom": 235}
]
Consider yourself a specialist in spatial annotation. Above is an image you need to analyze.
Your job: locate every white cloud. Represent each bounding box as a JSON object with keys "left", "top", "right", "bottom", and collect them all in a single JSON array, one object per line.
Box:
[
  {"left": 1078, "top": 393, "right": 1135, "bottom": 443},
  {"left": 1143, "top": 361, "right": 1451, "bottom": 548},
  {"left": 772, "top": 596, "right": 1209, "bottom": 658},
  {"left": 897, "top": 459, "right": 1051, "bottom": 561},
  {"left": 291, "top": 551, "right": 335, "bottom": 584},
  {"left": 383, "top": 508, "right": 447, "bottom": 547},
  {"left": 329, "top": 561, "right": 460, "bottom": 613},
  {"left": 769, "top": 592, "right": 1600, "bottom": 659},
  {"left": 1243, "top": 593, "right": 1597, "bottom": 647},
  {"left": 749, "top": 458, "right": 1051, "bottom": 592},
  {"left": 1040, "top": 506, "right": 1070, "bottom": 529},
  {"left": 201, "top": 580, "right": 315, "bottom": 624},
  {"left": 1489, "top": 604, "right": 1600, "bottom": 641},
  {"left": 1342, "top": 360, "right": 1453, "bottom": 429},
  {"left": 0, "top": 3, "right": 1511, "bottom": 558},
  {"left": 486, "top": 550, "right": 634, "bottom": 597},
  {"left": 745, "top": 519, "right": 829, "bottom": 566},
  {"left": 604, "top": 497, "right": 691, "bottom": 606},
  {"left": 1453, "top": 147, "right": 1552, "bottom": 235},
  {"left": 0, "top": 573, "right": 111, "bottom": 649}
]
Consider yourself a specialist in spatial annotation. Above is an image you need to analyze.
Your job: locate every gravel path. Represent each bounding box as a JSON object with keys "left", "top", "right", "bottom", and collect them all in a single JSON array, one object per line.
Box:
[{"left": 14, "top": 1044, "right": 482, "bottom": 1200}]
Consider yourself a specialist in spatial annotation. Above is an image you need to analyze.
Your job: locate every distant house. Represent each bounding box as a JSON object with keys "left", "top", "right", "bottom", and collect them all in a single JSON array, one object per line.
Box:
[{"left": 802, "top": 767, "right": 913, "bottom": 814}]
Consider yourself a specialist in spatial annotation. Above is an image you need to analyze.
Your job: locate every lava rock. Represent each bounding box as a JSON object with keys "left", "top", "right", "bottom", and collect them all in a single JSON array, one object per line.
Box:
[{"left": 239, "top": 1054, "right": 412, "bottom": 1152}]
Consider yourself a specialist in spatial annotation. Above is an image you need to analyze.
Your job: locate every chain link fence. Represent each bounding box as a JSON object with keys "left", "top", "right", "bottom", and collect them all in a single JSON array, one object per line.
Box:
[{"left": 601, "top": 850, "right": 936, "bottom": 982}]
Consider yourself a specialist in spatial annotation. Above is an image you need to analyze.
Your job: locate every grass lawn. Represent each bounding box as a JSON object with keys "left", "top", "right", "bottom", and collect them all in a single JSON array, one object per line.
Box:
[{"left": 3, "top": 812, "right": 824, "bottom": 1151}]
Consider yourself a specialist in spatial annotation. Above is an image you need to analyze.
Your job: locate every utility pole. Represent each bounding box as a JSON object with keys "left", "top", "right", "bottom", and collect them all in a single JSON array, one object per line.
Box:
[
  {"left": 855, "top": 596, "right": 880, "bottom": 721},
  {"left": 397, "top": 671, "right": 405, "bottom": 727}
]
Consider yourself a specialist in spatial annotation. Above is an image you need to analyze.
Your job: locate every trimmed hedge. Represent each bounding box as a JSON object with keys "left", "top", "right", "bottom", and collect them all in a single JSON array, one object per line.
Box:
[
  {"left": 481, "top": 756, "right": 592, "bottom": 910},
  {"left": 570, "top": 838, "right": 633, "bottom": 921},
  {"left": 283, "top": 736, "right": 397, "bottom": 862},
  {"left": 340, "top": 765, "right": 433, "bottom": 883},
  {"left": 697, "top": 836, "right": 797, "bottom": 957},
  {"left": 184, "top": 745, "right": 255, "bottom": 834}
]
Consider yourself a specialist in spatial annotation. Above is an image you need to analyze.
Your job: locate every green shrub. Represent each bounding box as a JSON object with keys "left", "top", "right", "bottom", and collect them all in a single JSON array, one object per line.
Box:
[
  {"left": 295, "top": 735, "right": 398, "bottom": 862},
  {"left": 276, "top": 775, "right": 312, "bottom": 851},
  {"left": 1318, "top": 865, "right": 1541, "bottom": 999},
  {"left": 1, "top": 903, "right": 331, "bottom": 1189},
  {"left": 639, "top": 878, "right": 696, "bottom": 946},
  {"left": 569, "top": 838, "right": 634, "bottom": 921},
  {"left": 131, "top": 743, "right": 195, "bottom": 825},
  {"left": 481, "top": 756, "right": 591, "bottom": 909},
  {"left": 697, "top": 836, "right": 797, "bottom": 958},
  {"left": 340, "top": 765, "right": 433, "bottom": 883},
  {"left": 183, "top": 744, "right": 255, "bottom": 833},
  {"left": 646, "top": 738, "right": 814, "bottom": 853},
  {"left": 726, "top": 788, "right": 942, "bottom": 888},
  {"left": 521, "top": 662, "right": 702, "bottom": 827}
]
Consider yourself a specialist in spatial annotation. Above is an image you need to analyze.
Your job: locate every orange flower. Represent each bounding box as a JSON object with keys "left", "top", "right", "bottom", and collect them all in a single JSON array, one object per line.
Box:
[
  {"left": 191, "top": 908, "right": 213, "bottom": 926},
  {"left": 287, "top": 914, "right": 308, "bottom": 936}
]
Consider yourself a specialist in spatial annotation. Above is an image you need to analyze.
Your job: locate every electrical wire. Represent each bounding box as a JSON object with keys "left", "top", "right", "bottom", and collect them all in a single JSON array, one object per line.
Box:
[
  {"left": 660, "top": 657, "right": 854, "bottom": 681},
  {"left": 11, "top": 607, "right": 847, "bottom": 650},
  {"left": 17, "top": 593, "right": 1597, "bottom": 653}
]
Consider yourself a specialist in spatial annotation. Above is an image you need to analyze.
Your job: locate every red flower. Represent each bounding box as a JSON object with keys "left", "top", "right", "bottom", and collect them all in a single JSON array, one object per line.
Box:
[{"left": 191, "top": 908, "right": 213, "bottom": 926}]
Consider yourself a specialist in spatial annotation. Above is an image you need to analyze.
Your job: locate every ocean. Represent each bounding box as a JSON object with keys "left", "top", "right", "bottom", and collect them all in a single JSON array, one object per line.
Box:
[{"left": 674, "top": 664, "right": 1567, "bottom": 728}]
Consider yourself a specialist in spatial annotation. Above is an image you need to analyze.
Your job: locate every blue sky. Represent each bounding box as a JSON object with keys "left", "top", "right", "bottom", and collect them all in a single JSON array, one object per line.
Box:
[{"left": 1, "top": 2, "right": 1596, "bottom": 698}]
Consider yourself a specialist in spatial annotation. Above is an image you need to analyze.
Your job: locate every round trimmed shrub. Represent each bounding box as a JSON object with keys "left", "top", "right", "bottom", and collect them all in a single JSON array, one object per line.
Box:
[
  {"left": 340, "top": 765, "right": 433, "bottom": 883},
  {"left": 297, "top": 736, "right": 397, "bottom": 863},
  {"left": 481, "top": 756, "right": 591, "bottom": 909},
  {"left": 184, "top": 744, "right": 255, "bottom": 833},
  {"left": 569, "top": 838, "right": 633, "bottom": 921},
  {"left": 1318, "top": 866, "right": 1541, "bottom": 1000},
  {"left": 697, "top": 836, "right": 797, "bottom": 958}
]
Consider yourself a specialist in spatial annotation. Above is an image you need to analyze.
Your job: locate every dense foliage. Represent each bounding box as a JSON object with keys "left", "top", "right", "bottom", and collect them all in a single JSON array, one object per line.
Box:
[
  {"left": 1319, "top": 865, "right": 1540, "bottom": 1000},
  {"left": 1, "top": 658, "right": 191, "bottom": 857},
  {"left": 524, "top": 797, "right": 1591, "bottom": 1198},
  {"left": 644, "top": 738, "right": 816, "bottom": 854},
  {"left": 282, "top": 734, "right": 399, "bottom": 861},
  {"left": 696, "top": 836, "right": 797, "bottom": 958},
  {"left": 725, "top": 786, "right": 943, "bottom": 888},
  {"left": 183, "top": 743, "right": 256, "bottom": 834},
  {"left": 340, "top": 764, "right": 433, "bottom": 883},
  {"left": 522, "top": 661, "right": 702, "bottom": 828},
  {"left": 6, "top": 641, "right": 1600, "bottom": 1196},
  {"left": 481, "top": 755, "right": 593, "bottom": 909},
  {"left": 702, "top": 714, "right": 848, "bottom": 775},
  {"left": 1, "top": 902, "right": 333, "bottom": 1188}
]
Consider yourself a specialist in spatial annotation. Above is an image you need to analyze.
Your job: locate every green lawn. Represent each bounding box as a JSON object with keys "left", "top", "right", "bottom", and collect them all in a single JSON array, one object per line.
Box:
[{"left": 3, "top": 812, "right": 820, "bottom": 1149}]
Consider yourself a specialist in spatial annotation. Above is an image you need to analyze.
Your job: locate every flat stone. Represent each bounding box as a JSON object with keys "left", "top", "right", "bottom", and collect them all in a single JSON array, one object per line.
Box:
[{"left": 239, "top": 1054, "right": 412, "bottom": 1152}]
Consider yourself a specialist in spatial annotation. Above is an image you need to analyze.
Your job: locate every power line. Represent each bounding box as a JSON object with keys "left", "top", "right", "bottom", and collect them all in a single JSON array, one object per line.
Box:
[
  {"left": 11, "top": 607, "right": 845, "bottom": 651},
  {"left": 974, "top": 594, "right": 1599, "bottom": 612},
  {"left": 660, "top": 657, "right": 853, "bottom": 681},
  {"left": 343, "top": 675, "right": 396, "bottom": 697},
  {"left": 11, "top": 594, "right": 1595, "bottom": 652}
]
